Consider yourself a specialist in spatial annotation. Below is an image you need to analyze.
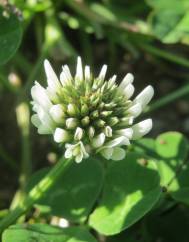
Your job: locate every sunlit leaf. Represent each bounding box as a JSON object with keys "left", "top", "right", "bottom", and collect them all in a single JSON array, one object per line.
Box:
[
  {"left": 155, "top": 132, "right": 189, "bottom": 205},
  {"left": 89, "top": 152, "right": 161, "bottom": 235},
  {"left": 146, "top": 0, "right": 189, "bottom": 44},
  {"left": 26, "top": 158, "right": 104, "bottom": 222},
  {"left": 155, "top": 131, "right": 189, "bottom": 188},
  {"left": 2, "top": 224, "right": 97, "bottom": 242}
]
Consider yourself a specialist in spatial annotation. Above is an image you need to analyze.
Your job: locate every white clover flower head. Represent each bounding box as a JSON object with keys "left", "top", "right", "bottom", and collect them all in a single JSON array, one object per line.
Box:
[{"left": 31, "top": 57, "right": 154, "bottom": 163}]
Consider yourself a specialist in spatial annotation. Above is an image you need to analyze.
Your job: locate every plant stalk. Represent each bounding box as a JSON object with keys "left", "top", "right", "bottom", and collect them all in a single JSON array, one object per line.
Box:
[
  {"left": 146, "top": 83, "right": 189, "bottom": 113},
  {"left": 0, "top": 157, "right": 73, "bottom": 234}
]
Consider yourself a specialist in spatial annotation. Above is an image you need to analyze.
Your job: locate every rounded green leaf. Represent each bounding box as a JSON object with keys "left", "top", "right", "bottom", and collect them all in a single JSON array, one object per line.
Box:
[
  {"left": 2, "top": 224, "right": 97, "bottom": 242},
  {"left": 156, "top": 132, "right": 189, "bottom": 160},
  {"left": 89, "top": 152, "right": 161, "bottom": 235},
  {"left": 155, "top": 132, "right": 189, "bottom": 205},
  {"left": 171, "top": 163, "right": 189, "bottom": 205},
  {"left": 155, "top": 132, "right": 189, "bottom": 188},
  {"left": 145, "top": 0, "right": 189, "bottom": 10},
  {"left": 26, "top": 158, "right": 104, "bottom": 222},
  {"left": 149, "top": 10, "right": 184, "bottom": 44},
  {"left": 146, "top": 0, "right": 189, "bottom": 44},
  {"left": 0, "top": 8, "right": 22, "bottom": 65},
  {"left": 132, "top": 138, "right": 156, "bottom": 157}
]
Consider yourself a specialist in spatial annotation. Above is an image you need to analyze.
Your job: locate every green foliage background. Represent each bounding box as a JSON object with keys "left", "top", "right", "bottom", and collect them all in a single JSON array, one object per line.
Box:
[{"left": 1, "top": 0, "right": 189, "bottom": 241}]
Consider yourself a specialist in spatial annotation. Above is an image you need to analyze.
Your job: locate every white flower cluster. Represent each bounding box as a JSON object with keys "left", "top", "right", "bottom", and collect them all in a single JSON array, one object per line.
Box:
[{"left": 31, "top": 57, "right": 154, "bottom": 163}]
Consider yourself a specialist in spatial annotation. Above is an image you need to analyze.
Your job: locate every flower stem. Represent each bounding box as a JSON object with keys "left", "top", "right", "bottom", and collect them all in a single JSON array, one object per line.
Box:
[
  {"left": 146, "top": 83, "right": 189, "bottom": 113},
  {"left": 0, "top": 157, "right": 73, "bottom": 234},
  {"left": 138, "top": 42, "right": 189, "bottom": 68}
]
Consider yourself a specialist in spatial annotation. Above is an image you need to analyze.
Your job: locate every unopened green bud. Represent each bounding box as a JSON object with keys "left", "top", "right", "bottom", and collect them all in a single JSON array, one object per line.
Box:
[
  {"left": 104, "top": 126, "right": 112, "bottom": 137},
  {"left": 92, "top": 133, "right": 105, "bottom": 148},
  {"left": 88, "top": 126, "right": 95, "bottom": 138},
  {"left": 50, "top": 104, "right": 65, "bottom": 123},
  {"left": 92, "top": 97, "right": 100, "bottom": 106},
  {"left": 66, "top": 118, "right": 78, "bottom": 129},
  {"left": 101, "top": 111, "right": 113, "bottom": 117},
  {"left": 108, "top": 117, "right": 119, "bottom": 126},
  {"left": 91, "top": 110, "right": 99, "bottom": 119},
  {"left": 90, "top": 94, "right": 97, "bottom": 103},
  {"left": 118, "top": 117, "right": 134, "bottom": 127},
  {"left": 74, "top": 127, "right": 84, "bottom": 141},
  {"left": 81, "top": 116, "right": 90, "bottom": 126},
  {"left": 100, "top": 83, "right": 107, "bottom": 93},
  {"left": 99, "top": 102, "right": 105, "bottom": 109},
  {"left": 108, "top": 75, "right": 116, "bottom": 88},
  {"left": 67, "top": 103, "right": 79, "bottom": 116},
  {"left": 54, "top": 128, "right": 71, "bottom": 143},
  {"left": 81, "top": 104, "right": 89, "bottom": 115},
  {"left": 104, "top": 102, "right": 116, "bottom": 109},
  {"left": 95, "top": 119, "right": 105, "bottom": 128}
]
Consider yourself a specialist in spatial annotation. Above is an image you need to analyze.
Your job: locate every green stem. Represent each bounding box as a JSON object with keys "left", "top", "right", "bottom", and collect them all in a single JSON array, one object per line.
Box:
[
  {"left": 0, "top": 157, "right": 73, "bottom": 234},
  {"left": 138, "top": 42, "right": 189, "bottom": 69},
  {"left": 10, "top": 103, "right": 31, "bottom": 210},
  {"left": 16, "top": 102, "right": 31, "bottom": 190},
  {"left": 146, "top": 83, "right": 189, "bottom": 113}
]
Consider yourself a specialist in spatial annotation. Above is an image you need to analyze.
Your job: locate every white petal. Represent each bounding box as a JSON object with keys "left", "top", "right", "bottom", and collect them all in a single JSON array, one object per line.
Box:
[
  {"left": 111, "top": 147, "right": 126, "bottom": 161},
  {"left": 120, "top": 116, "right": 134, "bottom": 126},
  {"left": 134, "top": 85, "right": 154, "bottom": 109},
  {"left": 92, "top": 133, "right": 106, "bottom": 148},
  {"left": 60, "top": 71, "right": 69, "bottom": 86},
  {"left": 31, "top": 114, "right": 41, "bottom": 128},
  {"left": 65, "top": 148, "right": 73, "bottom": 159},
  {"left": 54, "top": 128, "right": 70, "bottom": 143},
  {"left": 132, "top": 119, "right": 153, "bottom": 140},
  {"left": 101, "top": 147, "right": 113, "bottom": 160},
  {"left": 123, "top": 83, "right": 135, "bottom": 99},
  {"left": 98, "top": 65, "right": 107, "bottom": 81},
  {"left": 75, "top": 56, "right": 83, "bottom": 81},
  {"left": 85, "top": 65, "right": 91, "bottom": 81},
  {"left": 74, "top": 127, "right": 83, "bottom": 141},
  {"left": 31, "top": 101, "right": 37, "bottom": 112},
  {"left": 62, "top": 65, "right": 72, "bottom": 81},
  {"left": 59, "top": 218, "right": 69, "bottom": 228},
  {"left": 38, "top": 125, "right": 52, "bottom": 134},
  {"left": 88, "top": 126, "right": 95, "bottom": 138},
  {"left": 119, "top": 73, "right": 134, "bottom": 90},
  {"left": 65, "top": 142, "right": 89, "bottom": 162},
  {"left": 75, "top": 153, "right": 83, "bottom": 163},
  {"left": 79, "top": 142, "right": 89, "bottom": 158},
  {"left": 127, "top": 103, "right": 142, "bottom": 118},
  {"left": 32, "top": 102, "right": 40, "bottom": 113},
  {"left": 31, "top": 82, "right": 52, "bottom": 110},
  {"left": 46, "top": 86, "right": 58, "bottom": 101},
  {"left": 36, "top": 105, "right": 55, "bottom": 130},
  {"left": 66, "top": 118, "right": 78, "bottom": 129},
  {"left": 104, "top": 126, "right": 112, "bottom": 137},
  {"left": 44, "top": 59, "right": 61, "bottom": 91},
  {"left": 108, "top": 75, "right": 117, "bottom": 87},
  {"left": 60, "top": 65, "right": 72, "bottom": 86},
  {"left": 50, "top": 104, "right": 64, "bottom": 123},
  {"left": 105, "top": 136, "right": 130, "bottom": 148},
  {"left": 116, "top": 128, "right": 133, "bottom": 139},
  {"left": 65, "top": 143, "right": 72, "bottom": 149},
  {"left": 67, "top": 103, "right": 78, "bottom": 116}
]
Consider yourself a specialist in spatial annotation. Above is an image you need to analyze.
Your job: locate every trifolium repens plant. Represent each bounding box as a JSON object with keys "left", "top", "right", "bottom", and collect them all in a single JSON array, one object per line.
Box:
[{"left": 31, "top": 57, "right": 154, "bottom": 163}]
